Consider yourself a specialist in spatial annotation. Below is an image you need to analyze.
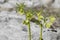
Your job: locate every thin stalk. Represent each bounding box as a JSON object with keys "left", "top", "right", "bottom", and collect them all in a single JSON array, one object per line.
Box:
[
  {"left": 39, "top": 25, "right": 43, "bottom": 40},
  {"left": 28, "top": 23, "right": 31, "bottom": 40}
]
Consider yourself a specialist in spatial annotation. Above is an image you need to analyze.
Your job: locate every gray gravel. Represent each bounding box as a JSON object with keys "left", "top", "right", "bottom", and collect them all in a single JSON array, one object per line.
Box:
[{"left": 0, "top": 0, "right": 60, "bottom": 40}]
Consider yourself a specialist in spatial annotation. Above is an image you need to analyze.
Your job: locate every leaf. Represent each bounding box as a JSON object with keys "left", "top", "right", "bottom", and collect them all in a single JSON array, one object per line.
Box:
[
  {"left": 37, "top": 12, "right": 41, "bottom": 16},
  {"left": 36, "top": 10, "right": 44, "bottom": 21},
  {"left": 30, "top": 18, "right": 40, "bottom": 25},
  {"left": 16, "top": 3, "right": 20, "bottom": 7},
  {"left": 36, "top": 8, "right": 43, "bottom": 16}
]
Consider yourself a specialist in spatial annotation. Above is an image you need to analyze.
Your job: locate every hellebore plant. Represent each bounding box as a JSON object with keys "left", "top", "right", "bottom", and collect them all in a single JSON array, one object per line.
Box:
[
  {"left": 23, "top": 9, "right": 34, "bottom": 40},
  {"left": 16, "top": 3, "right": 34, "bottom": 40},
  {"left": 16, "top": 3, "right": 56, "bottom": 40},
  {"left": 36, "top": 9, "right": 56, "bottom": 40}
]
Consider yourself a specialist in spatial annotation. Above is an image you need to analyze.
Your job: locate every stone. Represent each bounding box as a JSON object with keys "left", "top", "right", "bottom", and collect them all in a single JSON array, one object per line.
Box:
[
  {"left": 0, "top": 0, "right": 5, "bottom": 4},
  {"left": 0, "top": 3, "right": 14, "bottom": 11},
  {"left": 24, "top": 1, "right": 33, "bottom": 7},
  {"left": 0, "top": 35, "right": 8, "bottom": 40},
  {"left": 43, "top": 29, "right": 57, "bottom": 40},
  {"left": 52, "top": 0, "right": 60, "bottom": 8}
]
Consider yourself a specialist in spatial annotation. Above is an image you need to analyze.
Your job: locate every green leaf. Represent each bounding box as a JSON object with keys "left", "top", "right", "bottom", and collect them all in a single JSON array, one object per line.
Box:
[
  {"left": 36, "top": 8, "right": 43, "bottom": 16},
  {"left": 37, "top": 12, "right": 41, "bottom": 16},
  {"left": 36, "top": 10, "right": 44, "bottom": 21},
  {"left": 30, "top": 18, "right": 40, "bottom": 25}
]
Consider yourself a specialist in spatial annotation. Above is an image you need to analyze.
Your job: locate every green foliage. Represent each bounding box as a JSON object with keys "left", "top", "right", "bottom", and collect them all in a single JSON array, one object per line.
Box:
[
  {"left": 16, "top": 3, "right": 56, "bottom": 40},
  {"left": 25, "top": 9, "right": 34, "bottom": 20},
  {"left": 16, "top": 3, "right": 25, "bottom": 15}
]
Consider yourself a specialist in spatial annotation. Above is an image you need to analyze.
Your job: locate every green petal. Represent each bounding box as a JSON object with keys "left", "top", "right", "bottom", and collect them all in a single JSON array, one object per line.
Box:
[
  {"left": 46, "top": 22, "right": 52, "bottom": 28},
  {"left": 23, "top": 20, "right": 29, "bottom": 25},
  {"left": 49, "top": 16, "right": 56, "bottom": 23},
  {"left": 38, "top": 15, "right": 44, "bottom": 21},
  {"left": 18, "top": 10, "right": 24, "bottom": 15}
]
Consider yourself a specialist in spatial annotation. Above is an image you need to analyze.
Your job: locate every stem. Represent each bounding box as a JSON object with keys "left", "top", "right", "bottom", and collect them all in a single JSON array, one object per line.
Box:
[
  {"left": 39, "top": 25, "right": 43, "bottom": 40},
  {"left": 28, "top": 23, "right": 31, "bottom": 40}
]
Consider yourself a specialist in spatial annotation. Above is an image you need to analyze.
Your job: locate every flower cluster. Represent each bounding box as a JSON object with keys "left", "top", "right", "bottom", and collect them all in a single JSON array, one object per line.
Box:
[{"left": 16, "top": 3, "right": 56, "bottom": 40}]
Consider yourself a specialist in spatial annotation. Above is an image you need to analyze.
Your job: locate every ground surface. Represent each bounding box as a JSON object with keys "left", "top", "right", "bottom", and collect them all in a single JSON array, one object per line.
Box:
[{"left": 0, "top": 0, "right": 60, "bottom": 40}]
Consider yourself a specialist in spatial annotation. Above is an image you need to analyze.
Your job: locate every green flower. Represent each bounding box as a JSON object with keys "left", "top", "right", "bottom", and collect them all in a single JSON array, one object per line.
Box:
[
  {"left": 46, "top": 22, "right": 52, "bottom": 28},
  {"left": 49, "top": 16, "right": 56, "bottom": 23},
  {"left": 38, "top": 15, "right": 44, "bottom": 21},
  {"left": 18, "top": 8, "right": 24, "bottom": 15},
  {"left": 16, "top": 3, "right": 25, "bottom": 15},
  {"left": 26, "top": 10, "right": 34, "bottom": 20},
  {"left": 23, "top": 19, "right": 30, "bottom": 25}
]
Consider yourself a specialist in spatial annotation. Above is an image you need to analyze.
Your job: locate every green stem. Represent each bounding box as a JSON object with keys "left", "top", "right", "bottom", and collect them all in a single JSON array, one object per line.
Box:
[
  {"left": 39, "top": 25, "right": 43, "bottom": 40},
  {"left": 28, "top": 23, "right": 31, "bottom": 40}
]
